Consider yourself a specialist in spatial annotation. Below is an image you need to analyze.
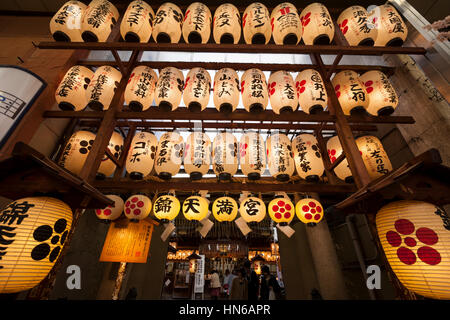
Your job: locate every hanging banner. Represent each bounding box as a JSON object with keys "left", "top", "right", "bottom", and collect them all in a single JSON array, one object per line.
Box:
[{"left": 194, "top": 254, "right": 205, "bottom": 294}]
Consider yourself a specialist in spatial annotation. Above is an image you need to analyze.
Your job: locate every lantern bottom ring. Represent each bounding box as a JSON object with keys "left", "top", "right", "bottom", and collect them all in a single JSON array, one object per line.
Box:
[
  {"left": 344, "top": 176, "right": 354, "bottom": 184},
  {"left": 219, "top": 103, "right": 233, "bottom": 113},
  {"left": 160, "top": 219, "right": 170, "bottom": 224},
  {"left": 275, "top": 174, "right": 290, "bottom": 182},
  {"left": 58, "top": 101, "right": 75, "bottom": 111},
  {"left": 247, "top": 172, "right": 261, "bottom": 181},
  {"left": 87, "top": 100, "right": 104, "bottom": 111},
  {"left": 305, "top": 175, "right": 320, "bottom": 182},
  {"left": 220, "top": 33, "right": 234, "bottom": 44},
  {"left": 156, "top": 32, "right": 171, "bottom": 43},
  {"left": 283, "top": 33, "right": 298, "bottom": 45},
  {"left": 159, "top": 172, "right": 172, "bottom": 180},
  {"left": 249, "top": 103, "right": 264, "bottom": 113},
  {"left": 129, "top": 100, "right": 144, "bottom": 112},
  {"left": 313, "top": 34, "right": 332, "bottom": 45},
  {"left": 125, "top": 31, "right": 140, "bottom": 43},
  {"left": 280, "top": 106, "right": 294, "bottom": 114},
  {"left": 309, "top": 105, "right": 324, "bottom": 115},
  {"left": 188, "top": 31, "right": 202, "bottom": 44},
  {"left": 349, "top": 106, "right": 368, "bottom": 116},
  {"left": 279, "top": 222, "right": 288, "bottom": 227},
  {"left": 190, "top": 172, "right": 203, "bottom": 180},
  {"left": 218, "top": 173, "right": 232, "bottom": 181},
  {"left": 96, "top": 173, "right": 106, "bottom": 180},
  {"left": 188, "top": 102, "right": 202, "bottom": 113},
  {"left": 52, "top": 31, "right": 70, "bottom": 42},
  {"left": 251, "top": 33, "right": 266, "bottom": 45},
  {"left": 386, "top": 37, "right": 404, "bottom": 47},
  {"left": 159, "top": 101, "right": 172, "bottom": 112},
  {"left": 377, "top": 106, "right": 395, "bottom": 116},
  {"left": 358, "top": 38, "right": 375, "bottom": 47},
  {"left": 82, "top": 31, "right": 99, "bottom": 43},
  {"left": 307, "top": 222, "right": 317, "bottom": 227},
  {"left": 129, "top": 172, "right": 144, "bottom": 180}
]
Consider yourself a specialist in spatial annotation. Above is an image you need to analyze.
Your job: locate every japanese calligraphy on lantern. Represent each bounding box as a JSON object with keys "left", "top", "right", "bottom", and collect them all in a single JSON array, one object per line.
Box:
[
  {"left": 332, "top": 70, "right": 369, "bottom": 115},
  {"left": 120, "top": 0, "right": 155, "bottom": 43},
  {"left": 81, "top": 0, "right": 119, "bottom": 42},
  {"left": 183, "top": 2, "right": 212, "bottom": 43},
  {"left": 337, "top": 6, "right": 377, "bottom": 46},
  {"left": 369, "top": 4, "right": 408, "bottom": 46},
  {"left": 241, "top": 68, "right": 269, "bottom": 113},
  {"left": 125, "top": 66, "right": 158, "bottom": 112},
  {"left": 356, "top": 135, "right": 393, "bottom": 181},
  {"left": 266, "top": 133, "right": 295, "bottom": 181},
  {"left": 213, "top": 3, "right": 241, "bottom": 44},
  {"left": 212, "top": 132, "right": 238, "bottom": 180},
  {"left": 239, "top": 197, "right": 266, "bottom": 223},
  {"left": 56, "top": 65, "right": 93, "bottom": 111},
  {"left": 268, "top": 70, "right": 298, "bottom": 114},
  {"left": 155, "top": 131, "right": 184, "bottom": 180},
  {"left": 50, "top": 1, "right": 86, "bottom": 42},
  {"left": 295, "top": 69, "right": 327, "bottom": 114},
  {"left": 240, "top": 132, "right": 266, "bottom": 180},
  {"left": 183, "top": 67, "right": 211, "bottom": 112},
  {"left": 359, "top": 70, "right": 398, "bottom": 116},
  {"left": 182, "top": 196, "right": 209, "bottom": 221},
  {"left": 86, "top": 65, "right": 122, "bottom": 111},
  {"left": 212, "top": 197, "right": 238, "bottom": 222},
  {"left": 270, "top": 2, "right": 302, "bottom": 45},
  {"left": 300, "top": 3, "right": 334, "bottom": 45},
  {"left": 292, "top": 134, "right": 324, "bottom": 181},
  {"left": 153, "top": 195, "right": 180, "bottom": 221},
  {"left": 213, "top": 68, "right": 240, "bottom": 112},
  {"left": 155, "top": 67, "right": 184, "bottom": 111},
  {"left": 125, "top": 131, "right": 158, "bottom": 179},
  {"left": 184, "top": 131, "right": 211, "bottom": 180},
  {"left": 152, "top": 2, "right": 183, "bottom": 43},
  {"left": 243, "top": 2, "right": 271, "bottom": 44}
]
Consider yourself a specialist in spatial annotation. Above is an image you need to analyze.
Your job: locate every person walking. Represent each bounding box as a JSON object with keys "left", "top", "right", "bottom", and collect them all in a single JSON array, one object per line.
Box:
[
  {"left": 230, "top": 268, "right": 248, "bottom": 300},
  {"left": 210, "top": 270, "right": 221, "bottom": 300},
  {"left": 243, "top": 260, "right": 259, "bottom": 300},
  {"left": 259, "top": 265, "right": 281, "bottom": 300}
]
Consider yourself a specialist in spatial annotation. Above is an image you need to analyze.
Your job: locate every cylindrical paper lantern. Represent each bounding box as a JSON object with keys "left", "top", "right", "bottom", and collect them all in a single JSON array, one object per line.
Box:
[
  {"left": 213, "top": 3, "right": 241, "bottom": 44},
  {"left": 95, "top": 194, "right": 124, "bottom": 220},
  {"left": 376, "top": 201, "right": 450, "bottom": 299},
  {"left": 268, "top": 70, "right": 298, "bottom": 114},
  {"left": 326, "top": 135, "right": 353, "bottom": 182},
  {"left": 213, "top": 68, "right": 240, "bottom": 113},
  {"left": 356, "top": 135, "right": 392, "bottom": 181},
  {"left": 241, "top": 68, "right": 269, "bottom": 113},
  {"left": 332, "top": 70, "right": 369, "bottom": 115},
  {"left": 239, "top": 132, "right": 266, "bottom": 180},
  {"left": 86, "top": 65, "right": 122, "bottom": 111},
  {"left": 337, "top": 6, "right": 377, "bottom": 46},
  {"left": 292, "top": 134, "right": 324, "bottom": 181},
  {"left": 183, "top": 67, "right": 211, "bottom": 112},
  {"left": 124, "top": 66, "right": 158, "bottom": 111},
  {"left": 153, "top": 194, "right": 180, "bottom": 221},
  {"left": 184, "top": 131, "right": 211, "bottom": 180},
  {"left": 270, "top": 2, "right": 302, "bottom": 45},
  {"left": 295, "top": 198, "right": 324, "bottom": 225},
  {"left": 154, "top": 67, "right": 184, "bottom": 111},
  {"left": 212, "top": 197, "right": 238, "bottom": 222},
  {"left": 125, "top": 131, "right": 158, "bottom": 179},
  {"left": 369, "top": 4, "right": 408, "bottom": 47},
  {"left": 124, "top": 194, "right": 152, "bottom": 220},
  {"left": 242, "top": 3, "right": 271, "bottom": 44},
  {"left": 81, "top": 0, "right": 119, "bottom": 42},
  {"left": 359, "top": 70, "right": 398, "bottom": 116},
  {"left": 0, "top": 197, "right": 72, "bottom": 293},
  {"left": 295, "top": 68, "right": 327, "bottom": 114},
  {"left": 55, "top": 65, "right": 94, "bottom": 111},
  {"left": 97, "top": 131, "right": 124, "bottom": 179},
  {"left": 212, "top": 132, "right": 238, "bottom": 181},
  {"left": 266, "top": 133, "right": 295, "bottom": 182},
  {"left": 120, "top": 0, "right": 155, "bottom": 43},
  {"left": 152, "top": 2, "right": 183, "bottom": 43},
  {"left": 155, "top": 131, "right": 184, "bottom": 180},
  {"left": 182, "top": 195, "right": 209, "bottom": 221},
  {"left": 50, "top": 1, "right": 86, "bottom": 42},
  {"left": 268, "top": 196, "right": 295, "bottom": 225},
  {"left": 299, "top": 3, "right": 334, "bottom": 45},
  {"left": 58, "top": 130, "right": 96, "bottom": 176},
  {"left": 239, "top": 196, "right": 266, "bottom": 223},
  {"left": 182, "top": 2, "right": 211, "bottom": 43}
]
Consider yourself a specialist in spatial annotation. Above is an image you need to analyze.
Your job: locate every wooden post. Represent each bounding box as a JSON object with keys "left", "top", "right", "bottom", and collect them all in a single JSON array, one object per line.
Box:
[{"left": 112, "top": 262, "right": 128, "bottom": 300}]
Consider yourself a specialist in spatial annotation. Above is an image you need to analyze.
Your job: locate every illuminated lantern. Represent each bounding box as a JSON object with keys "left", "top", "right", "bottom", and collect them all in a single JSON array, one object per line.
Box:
[
  {"left": 184, "top": 131, "right": 211, "bottom": 180},
  {"left": 239, "top": 132, "right": 266, "bottom": 180},
  {"left": 213, "top": 3, "right": 241, "bottom": 44},
  {"left": 86, "top": 65, "right": 122, "bottom": 111},
  {"left": 182, "top": 195, "right": 209, "bottom": 221},
  {"left": 124, "top": 66, "right": 158, "bottom": 111},
  {"left": 95, "top": 195, "right": 124, "bottom": 221},
  {"left": 337, "top": 6, "right": 377, "bottom": 46},
  {"left": 239, "top": 196, "right": 266, "bottom": 223},
  {"left": 376, "top": 200, "right": 450, "bottom": 299},
  {"left": 356, "top": 135, "right": 392, "bottom": 181},
  {"left": 252, "top": 254, "right": 265, "bottom": 275},
  {"left": 369, "top": 4, "right": 408, "bottom": 47},
  {"left": 213, "top": 197, "right": 238, "bottom": 222},
  {"left": 97, "top": 131, "right": 124, "bottom": 179},
  {"left": 241, "top": 68, "right": 269, "bottom": 113},
  {"left": 50, "top": 1, "right": 86, "bottom": 42},
  {"left": 295, "top": 198, "right": 324, "bottom": 226},
  {"left": 153, "top": 194, "right": 180, "bottom": 222},
  {"left": 299, "top": 3, "right": 334, "bottom": 45},
  {"left": 242, "top": 3, "right": 271, "bottom": 44},
  {"left": 270, "top": 2, "right": 302, "bottom": 45},
  {"left": 295, "top": 69, "right": 328, "bottom": 114},
  {"left": 188, "top": 251, "right": 201, "bottom": 273},
  {"left": 154, "top": 131, "right": 184, "bottom": 180},
  {"left": 266, "top": 133, "right": 295, "bottom": 182},
  {"left": 125, "top": 131, "right": 158, "bottom": 180},
  {"left": 359, "top": 70, "right": 398, "bottom": 116},
  {"left": 182, "top": 2, "right": 211, "bottom": 43},
  {"left": 59, "top": 130, "right": 96, "bottom": 176},
  {"left": 152, "top": 2, "right": 183, "bottom": 43},
  {"left": 124, "top": 194, "right": 152, "bottom": 220},
  {"left": 268, "top": 70, "right": 298, "bottom": 114},
  {"left": 0, "top": 197, "right": 72, "bottom": 294},
  {"left": 81, "top": 0, "right": 119, "bottom": 42},
  {"left": 292, "top": 134, "right": 324, "bottom": 181},
  {"left": 183, "top": 67, "right": 211, "bottom": 112},
  {"left": 326, "top": 135, "right": 352, "bottom": 182},
  {"left": 120, "top": 0, "right": 155, "bottom": 43},
  {"left": 212, "top": 132, "right": 238, "bottom": 181},
  {"left": 213, "top": 68, "right": 240, "bottom": 113},
  {"left": 154, "top": 67, "right": 184, "bottom": 112},
  {"left": 268, "top": 196, "right": 295, "bottom": 226},
  {"left": 332, "top": 70, "right": 369, "bottom": 115},
  {"left": 55, "top": 65, "right": 93, "bottom": 111}
]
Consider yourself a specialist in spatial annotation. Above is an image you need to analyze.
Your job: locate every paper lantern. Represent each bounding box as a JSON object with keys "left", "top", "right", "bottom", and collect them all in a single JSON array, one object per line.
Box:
[
  {"left": 359, "top": 70, "right": 398, "bottom": 116},
  {"left": 155, "top": 131, "right": 184, "bottom": 180},
  {"left": 376, "top": 200, "right": 450, "bottom": 299},
  {"left": 266, "top": 133, "right": 295, "bottom": 182},
  {"left": 124, "top": 66, "right": 158, "bottom": 111},
  {"left": 239, "top": 197, "right": 266, "bottom": 223},
  {"left": 153, "top": 194, "right": 180, "bottom": 222},
  {"left": 212, "top": 132, "right": 238, "bottom": 181},
  {"left": 326, "top": 135, "right": 352, "bottom": 182},
  {"left": 0, "top": 197, "right": 72, "bottom": 294},
  {"left": 188, "top": 251, "right": 201, "bottom": 273},
  {"left": 97, "top": 131, "right": 124, "bottom": 179},
  {"left": 59, "top": 130, "right": 96, "bottom": 176},
  {"left": 124, "top": 194, "right": 152, "bottom": 220},
  {"left": 356, "top": 135, "right": 392, "bottom": 181},
  {"left": 152, "top": 2, "right": 183, "bottom": 43},
  {"left": 295, "top": 69, "right": 327, "bottom": 114},
  {"left": 182, "top": 195, "right": 209, "bottom": 221},
  {"left": 239, "top": 132, "right": 266, "bottom": 180},
  {"left": 332, "top": 70, "right": 369, "bottom": 115},
  {"left": 95, "top": 195, "right": 124, "bottom": 220},
  {"left": 81, "top": 0, "right": 119, "bottom": 42},
  {"left": 120, "top": 0, "right": 155, "bottom": 43},
  {"left": 252, "top": 255, "right": 265, "bottom": 275},
  {"left": 213, "top": 3, "right": 241, "bottom": 44},
  {"left": 337, "top": 6, "right": 377, "bottom": 46},
  {"left": 213, "top": 68, "right": 240, "bottom": 113},
  {"left": 55, "top": 65, "right": 93, "bottom": 111},
  {"left": 241, "top": 68, "right": 269, "bottom": 113},
  {"left": 50, "top": 1, "right": 86, "bottom": 42},
  {"left": 154, "top": 67, "right": 184, "bottom": 111},
  {"left": 268, "top": 70, "right": 298, "bottom": 114},
  {"left": 292, "top": 134, "right": 324, "bottom": 181},
  {"left": 125, "top": 131, "right": 158, "bottom": 180},
  {"left": 299, "top": 3, "right": 334, "bottom": 45},
  {"left": 242, "top": 3, "right": 271, "bottom": 44},
  {"left": 182, "top": 2, "right": 211, "bottom": 43},
  {"left": 295, "top": 198, "right": 324, "bottom": 226},
  {"left": 369, "top": 4, "right": 408, "bottom": 47},
  {"left": 270, "top": 2, "right": 302, "bottom": 45},
  {"left": 213, "top": 197, "right": 238, "bottom": 222},
  {"left": 86, "top": 65, "right": 122, "bottom": 111},
  {"left": 268, "top": 197, "right": 295, "bottom": 226},
  {"left": 183, "top": 67, "right": 211, "bottom": 112},
  {"left": 184, "top": 131, "right": 211, "bottom": 180}
]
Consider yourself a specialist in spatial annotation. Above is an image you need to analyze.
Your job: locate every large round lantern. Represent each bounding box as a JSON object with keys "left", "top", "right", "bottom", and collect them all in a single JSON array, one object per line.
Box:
[
  {"left": 213, "top": 3, "right": 241, "bottom": 44},
  {"left": 153, "top": 194, "right": 180, "bottom": 222},
  {"left": 268, "top": 196, "right": 295, "bottom": 226},
  {"left": 97, "top": 131, "right": 124, "bottom": 179},
  {"left": 295, "top": 198, "right": 324, "bottom": 226},
  {"left": 152, "top": 2, "right": 183, "bottom": 43},
  {"left": 242, "top": 3, "right": 271, "bottom": 44},
  {"left": 86, "top": 65, "right": 122, "bottom": 111},
  {"left": 240, "top": 132, "right": 266, "bottom": 180},
  {"left": 124, "top": 66, "right": 158, "bottom": 111},
  {"left": 332, "top": 70, "right": 369, "bottom": 115},
  {"left": 376, "top": 201, "right": 450, "bottom": 299},
  {"left": 120, "top": 0, "right": 155, "bottom": 43},
  {"left": 213, "top": 68, "right": 240, "bottom": 113},
  {"left": 268, "top": 70, "right": 298, "bottom": 114},
  {"left": 337, "top": 6, "right": 377, "bottom": 46},
  {"left": 292, "top": 134, "right": 324, "bottom": 182},
  {"left": 50, "top": 1, "right": 86, "bottom": 42},
  {"left": 0, "top": 197, "right": 72, "bottom": 294},
  {"left": 356, "top": 135, "right": 392, "bottom": 181},
  {"left": 124, "top": 194, "right": 152, "bottom": 221},
  {"left": 59, "top": 130, "right": 96, "bottom": 176},
  {"left": 212, "top": 197, "right": 238, "bottom": 222},
  {"left": 95, "top": 194, "right": 124, "bottom": 221},
  {"left": 81, "top": 0, "right": 119, "bottom": 42},
  {"left": 359, "top": 70, "right": 398, "bottom": 116},
  {"left": 300, "top": 3, "right": 334, "bottom": 45},
  {"left": 295, "top": 68, "right": 328, "bottom": 114},
  {"left": 266, "top": 133, "right": 295, "bottom": 182},
  {"left": 270, "top": 2, "right": 302, "bottom": 45},
  {"left": 182, "top": 195, "right": 209, "bottom": 221},
  {"left": 184, "top": 131, "right": 211, "bottom": 180},
  {"left": 183, "top": 67, "right": 211, "bottom": 112},
  {"left": 212, "top": 132, "right": 238, "bottom": 181},
  {"left": 154, "top": 67, "right": 184, "bottom": 112},
  {"left": 239, "top": 197, "right": 266, "bottom": 223},
  {"left": 155, "top": 131, "right": 184, "bottom": 180},
  {"left": 326, "top": 135, "right": 353, "bottom": 182},
  {"left": 241, "top": 68, "right": 269, "bottom": 113},
  {"left": 182, "top": 2, "right": 211, "bottom": 43},
  {"left": 55, "top": 65, "right": 93, "bottom": 111},
  {"left": 369, "top": 4, "right": 408, "bottom": 47},
  {"left": 125, "top": 131, "right": 158, "bottom": 180}
]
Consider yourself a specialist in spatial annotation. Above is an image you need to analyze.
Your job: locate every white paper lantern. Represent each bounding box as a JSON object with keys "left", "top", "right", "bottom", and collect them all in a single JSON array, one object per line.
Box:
[
  {"left": 268, "top": 70, "right": 298, "bottom": 114},
  {"left": 359, "top": 70, "right": 398, "bottom": 116},
  {"left": 125, "top": 131, "right": 158, "bottom": 179},
  {"left": 300, "top": 3, "right": 334, "bottom": 45},
  {"left": 55, "top": 65, "right": 93, "bottom": 111},
  {"left": 154, "top": 67, "right": 184, "bottom": 111},
  {"left": 124, "top": 66, "right": 158, "bottom": 111},
  {"left": 369, "top": 4, "right": 408, "bottom": 47},
  {"left": 183, "top": 67, "right": 211, "bottom": 112},
  {"left": 295, "top": 69, "right": 328, "bottom": 114},
  {"left": 86, "top": 65, "right": 122, "bottom": 111},
  {"left": 270, "top": 2, "right": 302, "bottom": 45},
  {"left": 332, "top": 70, "right": 369, "bottom": 115},
  {"left": 124, "top": 194, "right": 152, "bottom": 220},
  {"left": 266, "top": 133, "right": 295, "bottom": 181},
  {"left": 213, "top": 68, "right": 240, "bottom": 113},
  {"left": 184, "top": 131, "right": 211, "bottom": 180},
  {"left": 182, "top": 2, "right": 212, "bottom": 43},
  {"left": 155, "top": 131, "right": 184, "bottom": 180},
  {"left": 120, "top": 0, "right": 155, "bottom": 43},
  {"left": 241, "top": 68, "right": 269, "bottom": 113},
  {"left": 95, "top": 194, "right": 124, "bottom": 220},
  {"left": 152, "top": 2, "right": 183, "bottom": 43},
  {"left": 97, "top": 130, "right": 124, "bottom": 179},
  {"left": 243, "top": 3, "right": 271, "bottom": 44},
  {"left": 212, "top": 132, "right": 238, "bottom": 181},
  {"left": 239, "top": 196, "right": 266, "bottom": 223},
  {"left": 213, "top": 3, "right": 241, "bottom": 44},
  {"left": 81, "top": 0, "right": 119, "bottom": 42},
  {"left": 240, "top": 132, "right": 266, "bottom": 180},
  {"left": 326, "top": 135, "right": 353, "bottom": 183},
  {"left": 356, "top": 135, "right": 393, "bottom": 181},
  {"left": 337, "top": 6, "right": 377, "bottom": 46},
  {"left": 59, "top": 130, "right": 96, "bottom": 176},
  {"left": 50, "top": 1, "right": 86, "bottom": 42},
  {"left": 292, "top": 134, "right": 324, "bottom": 181}
]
